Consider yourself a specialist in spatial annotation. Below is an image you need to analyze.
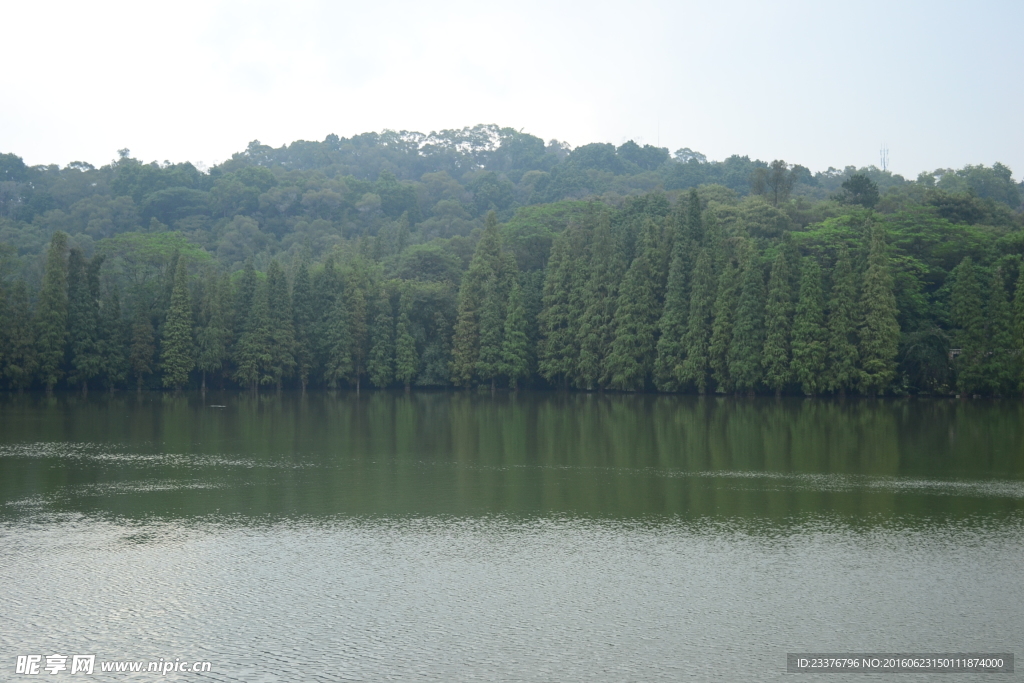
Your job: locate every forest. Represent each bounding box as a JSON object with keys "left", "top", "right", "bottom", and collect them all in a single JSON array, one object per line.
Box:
[{"left": 0, "top": 124, "right": 1022, "bottom": 396}]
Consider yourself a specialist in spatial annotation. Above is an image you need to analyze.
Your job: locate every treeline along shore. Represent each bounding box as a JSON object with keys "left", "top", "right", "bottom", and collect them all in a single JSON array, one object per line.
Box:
[{"left": 0, "top": 125, "right": 1022, "bottom": 395}]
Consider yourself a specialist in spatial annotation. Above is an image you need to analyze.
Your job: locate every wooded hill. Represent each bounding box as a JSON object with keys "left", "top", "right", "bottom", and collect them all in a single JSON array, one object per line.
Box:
[{"left": 0, "top": 125, "right": 1022, "bottom": 395}]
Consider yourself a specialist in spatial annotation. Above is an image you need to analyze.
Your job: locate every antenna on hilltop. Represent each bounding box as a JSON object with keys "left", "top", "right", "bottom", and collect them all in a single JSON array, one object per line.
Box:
[{"left": 880, "top": 143, "right": 889, "bottom": 172}]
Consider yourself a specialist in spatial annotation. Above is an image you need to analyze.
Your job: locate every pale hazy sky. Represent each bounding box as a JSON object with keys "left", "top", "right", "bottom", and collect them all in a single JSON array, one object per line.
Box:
[{"left": 2, "top": 0, "right": 1021, "bottom": 179}]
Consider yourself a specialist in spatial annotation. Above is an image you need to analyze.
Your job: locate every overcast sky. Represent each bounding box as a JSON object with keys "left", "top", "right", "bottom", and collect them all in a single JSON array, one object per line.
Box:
[{"left": 2, "top": 0, "right": 1021, "bottom": 179}]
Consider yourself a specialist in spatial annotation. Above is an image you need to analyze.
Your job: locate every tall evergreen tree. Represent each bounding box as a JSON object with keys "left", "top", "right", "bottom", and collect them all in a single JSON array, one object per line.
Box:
[
  {"left": 195, "top": 271, "right": 229, "bottom": 392},
  {"left": 983, "top": 266, "right": 1013, "bottom": 395},
  {"left": 452, "top": 212, "right": 504, "bottom": 387},
  {"left": 67, "top": 249, "right": 104, "bottom": 393},
  {"left": 129, "top": 303, "right": 155, "bottom": 392},
  {"left": 394, "top": 290, "right": 418, "bottom": 390},
  {"left": 323, "top": 292, "right": 353, "bottom": 389},
  {"left": 500, "top": 277, "right": 530, "bottom": 390},
  {"left": 1014, "top": 264, "right": 1024, "bottom": 396},
  {"left": 679, "top": 248, "right": 715, "bottom": 393},
  {"left": 729, "top": 247, "right": 766, "bottom": 394},
  {"left": 36, "top": 231, "right": 69, "bottom": 393},
  {"left": 291, "top": 262, "right": 315, "bottom": 392},
  {"left": 368, "top": 290, "right": 395, "bottom": 388},
  {"left": 99, "top": 284, "right": 128, "bottom": 390},
  {"left": 762, "top": 250, "right": 794, "bottom": 396},
  {"left": 709, "top": 257, "right": 740, "bottom": 393},
  {"left": 538, "top": 221, "right": 586, "bottom": 388},
  {"left": 234, "top": 277, "right": 272, "bottom": 392},
  {"left": 951, "top": 256, "right": 986, "bottom": 395},
  {"left": 654, "top": 199, "right": 699, "bottom": 391},
  {"left": 343, "top": 261, "right": 371, "bottom": 392},
  {"left": 477, "top": 252, "right": 517, "bottom": 391},
  {"left": 266, "top": 260, "right": 296, "bottom": 390},
  {"left": 161, "top": 257, "right": 195, "bottom": 390},
  {"left": 576, "top": 215, "right": 621, "bottom": 390},
  {"left": 790, "top": 257, "right": 827, "bottom": 395},
  {"left": 858, "top": 224, "right": 900, "bottom": 395},
  {"left": 3, "top": 281, "right": 36, "bottom": 391},
  {"left": 605, "top": 220, "right": 661, "bottom": 391},
  {"left": 825, "top": 245, "right": 859, "bottom": 396}
]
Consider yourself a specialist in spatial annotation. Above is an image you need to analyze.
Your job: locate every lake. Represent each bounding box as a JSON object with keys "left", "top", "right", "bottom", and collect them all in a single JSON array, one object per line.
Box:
[{"left": 1, "top": 392, "right": 1022, "bottom": 681}]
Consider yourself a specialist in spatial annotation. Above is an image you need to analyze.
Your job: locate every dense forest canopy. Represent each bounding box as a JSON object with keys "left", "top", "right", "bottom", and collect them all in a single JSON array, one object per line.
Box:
[{"left": 0, "top": 124, "right": 1022, "bottom": 395}]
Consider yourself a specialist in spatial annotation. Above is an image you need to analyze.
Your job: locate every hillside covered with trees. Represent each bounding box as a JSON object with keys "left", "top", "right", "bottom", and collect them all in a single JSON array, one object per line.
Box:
[{"left": 0, "top": 124, "right": 1022, "bottom": 396}]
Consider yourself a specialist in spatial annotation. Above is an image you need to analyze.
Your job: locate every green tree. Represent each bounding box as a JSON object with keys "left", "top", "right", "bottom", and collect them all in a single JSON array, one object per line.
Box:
[
  {"left": 728, "top": 247, "right": 766, "bottom": 394},
  {"left": 129, "top": 303, "right": 155, "bottom": 391},
  {"left": 605, "top": 221, "right": 661, "bottom": 391},
  {"left": 825, "top": 246, "right": 859, "bottom": 396},
  {"left": 160, "top": 257, "right": 195, "bottom": 390},
  {"left": 951, "top": 256, "right": 986, "bottom": 395},
  {"left": 679, "top": 248, "right": 716, "bottom": 393},
  {"left": 858, "top": 225, "right": 900, "bottom": 395},
  {"left": 762, "top": 250, "right": 794, "bottom": 396},
  {"left": 291, "top": 262, "right": 315, "bottom": 392},
  {"left": 1013, "top": 264, "right": 1024, "bottom": 396},
  {"left": 323, "top": 293, "right": 353, "bottom": 389},
  {"left": 983, "top": 267, "right": 1013, "bottom": 395},
  {"left": 577, "top": 215, "right": 621, "bottom": 390},
  {"left": 266, "top": 260, "right": 296, "bottom": 390},
  {"left": 195, "top": 271, "right": 229, "bottom": 392},
  {"left": 709, "top": 258, "right": 740, "bottom": 393},
  {"left": 654, "top": 200, "right": 698, "bottom": 392},
  {"left": 538, "top": 221, "right": 586, "bottom": 388},
  {"left": 234, "top": 266, "right": 272, "bottom": 392},
  {"left": 500, "top": 277, "right": 530, "bottom": 390},
  {"left": 3, "top": 281, "right": 36, "bottom": 391},
  {"left": 394, "top": 290, "right": 418, "bottom": 390},
  {"left": 67, "top": 249, "right": 104, "bottom": 394},
  {"left": 790, "top": 257, "right": 827, "bottom": 395},
  {"left": 452, "top": 212, "right": 504, "bottom": 387},
  {"left": 36, "top": 232, "right": 70, "bottom": 393},
  {"left": 99, "top": 285, "right": 128, "bottom": 390},
  {"left": 368, "top": 290, "right": 395, "bottom": 388}
]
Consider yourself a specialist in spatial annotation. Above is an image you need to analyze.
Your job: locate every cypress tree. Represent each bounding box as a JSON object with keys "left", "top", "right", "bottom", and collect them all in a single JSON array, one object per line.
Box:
[
  {"left": 790, "top": 257, "right": 827, "bottom": 396},
  {"left": 129, "top": 303, "right": 155, "bottom": 392},
  {"left": 858, "top": 224, "right": 900, "bottom": 395},
  {"left": 195, "top": 271, "right": 229, "bottom": 392},
  {"left": 605, "top": 221, "right": 661, "bottom": 391},
  {"left": 500, "top": 277, "right": 530, "bottom": 390},
  {"left": 825, "top": 246, "right": 859, "bottom": 396},
  {"left": 266, "top": 259, "right": 296, "bottom": 390},
  {"left": 99, "top": 284, "right": 128, "bottom": 391},
  {"left": 538, "top": 221, "right": 586, "bottom": 388},
  {"left": 368, "top": 290, "right": 395, "bottom": 388},
  {"left": 313, "top": 258, "right": 342, "bottom": 387},
  {"left": 679, "top": 248, "right": 715, "bottom": 393},
  {"left": 67, "top": 249, "right": 104, "bottom": 394},
  {"left": 983, "top": 267, "right": 1013, "bottom": 395},
  {"left": 951, "top": 256, "right": 986, "bottom": 395},
  {"left": 1014, "top": 264, "right": 1024, "bottom": 396},
  {"left": 292, "top": 262, "right": 315, "bottom": 392},
  {"left": 344, "top": 266, "right": 370, "bottom": 393},
  {"left": 36, "top": 231, "right": 69, "bottom": 393},
  {"left": 234, "top": 277, "right": 272, "bottom": 392},
  {"left": 160, "top": 257, "right": 195, "bottom": 390},
  {"left": 654, "top": 201, "right": 698, "bottom": 392},
  {"left": 762, "top": 250, "right": 794, "bottom": 396},
  {"left": 729, "top": 247, "right": 766, "bottom": 394},
  {"left": 394, "top": 290, "right": 418, "bottom": 390},
  {"left": 709, "top": 258, "right": 740, "bottom": 393},
  {"left": 452, "top": 212, "right": 503, "bottom": 387},
  {"left": 477, "top": 252, "right": 516, "bottom": 391},
  {"left": 3, "top": 281, "right": 36, "bottom": 391},
  {"left": 323, "top": 293, "right": 353, "bottom": 389},
  {"left": 577, "top": 215, "right": 621, "bottom": 390}
]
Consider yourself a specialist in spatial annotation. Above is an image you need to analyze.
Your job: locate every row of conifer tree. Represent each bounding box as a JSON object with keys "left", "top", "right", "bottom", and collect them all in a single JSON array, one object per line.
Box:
[{"left": 1, "top": 190, "right": 1022, "bottom": 395}]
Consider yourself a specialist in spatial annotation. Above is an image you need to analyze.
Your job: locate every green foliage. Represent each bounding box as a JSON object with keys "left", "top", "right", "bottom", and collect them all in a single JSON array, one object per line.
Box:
[
  {"left": 858, "top": 225, "right": 901, "bottom": 395},
  {"left": 679, "top": 248, "right": 715, "bottom": 393},
  {"left": 500, "top": 278, "right": 530, "bottom": 389},
  {"left": 394, "top": 291, "right": 418, "bottom": 389},
  {"left": 368, "top": 291, "right": 395, "bottom": 388},
  {"left": 605, "top": 221, "right": 661, "bottom": 391},
  {"left": 129, "top": 303, "right": 155, "bottom": 389},
  {"left": 2, "top": 281, "right": 36, "bottom": 390},
  {"left": 36, "top": 232, "right": 69, "bottom": 392},
  {"left": 160, "top": 258, "right": 195, "bottom": 389},
  {"left": 825, "top": 246, "right": 860, "bottom": 394},
  {"left": 709, "top": 258, "right": 741, "bottom": 393},
  {"left": 578, "top": 215, "right": 623, "bottom": 389},
  {"left": 790, "top": 258, "right": 827, "bottom": 395},
  {"left": 728, "top": 247, "right": 766, "bottom": 392},
  {"left": 762, "top": 251, "right": 794, "bottom": 394},
  {"left": 266, "top": 260, "right": 296, "bottom": 388}
]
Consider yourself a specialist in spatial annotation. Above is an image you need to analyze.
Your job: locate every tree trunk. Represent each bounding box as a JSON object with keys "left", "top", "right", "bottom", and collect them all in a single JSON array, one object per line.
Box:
[{"left": 82, "top": 380, "right": 88, "bottom": 397}]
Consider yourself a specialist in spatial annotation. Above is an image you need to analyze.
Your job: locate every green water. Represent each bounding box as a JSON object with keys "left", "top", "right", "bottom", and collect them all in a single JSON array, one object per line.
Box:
[{"left": 1, "top": 393, "right": 1022, "bottom": 681}]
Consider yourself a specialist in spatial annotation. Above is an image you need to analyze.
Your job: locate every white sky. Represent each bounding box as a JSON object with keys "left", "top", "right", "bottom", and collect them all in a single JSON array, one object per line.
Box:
[{"left": 2, "top": 0, "right": 1021, "bottom": 179}]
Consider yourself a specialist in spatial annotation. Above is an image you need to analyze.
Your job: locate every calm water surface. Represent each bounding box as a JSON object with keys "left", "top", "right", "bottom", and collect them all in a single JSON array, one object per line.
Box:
[{"left": 1, "top": 392, "right": 1022, "bottom": 681}]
